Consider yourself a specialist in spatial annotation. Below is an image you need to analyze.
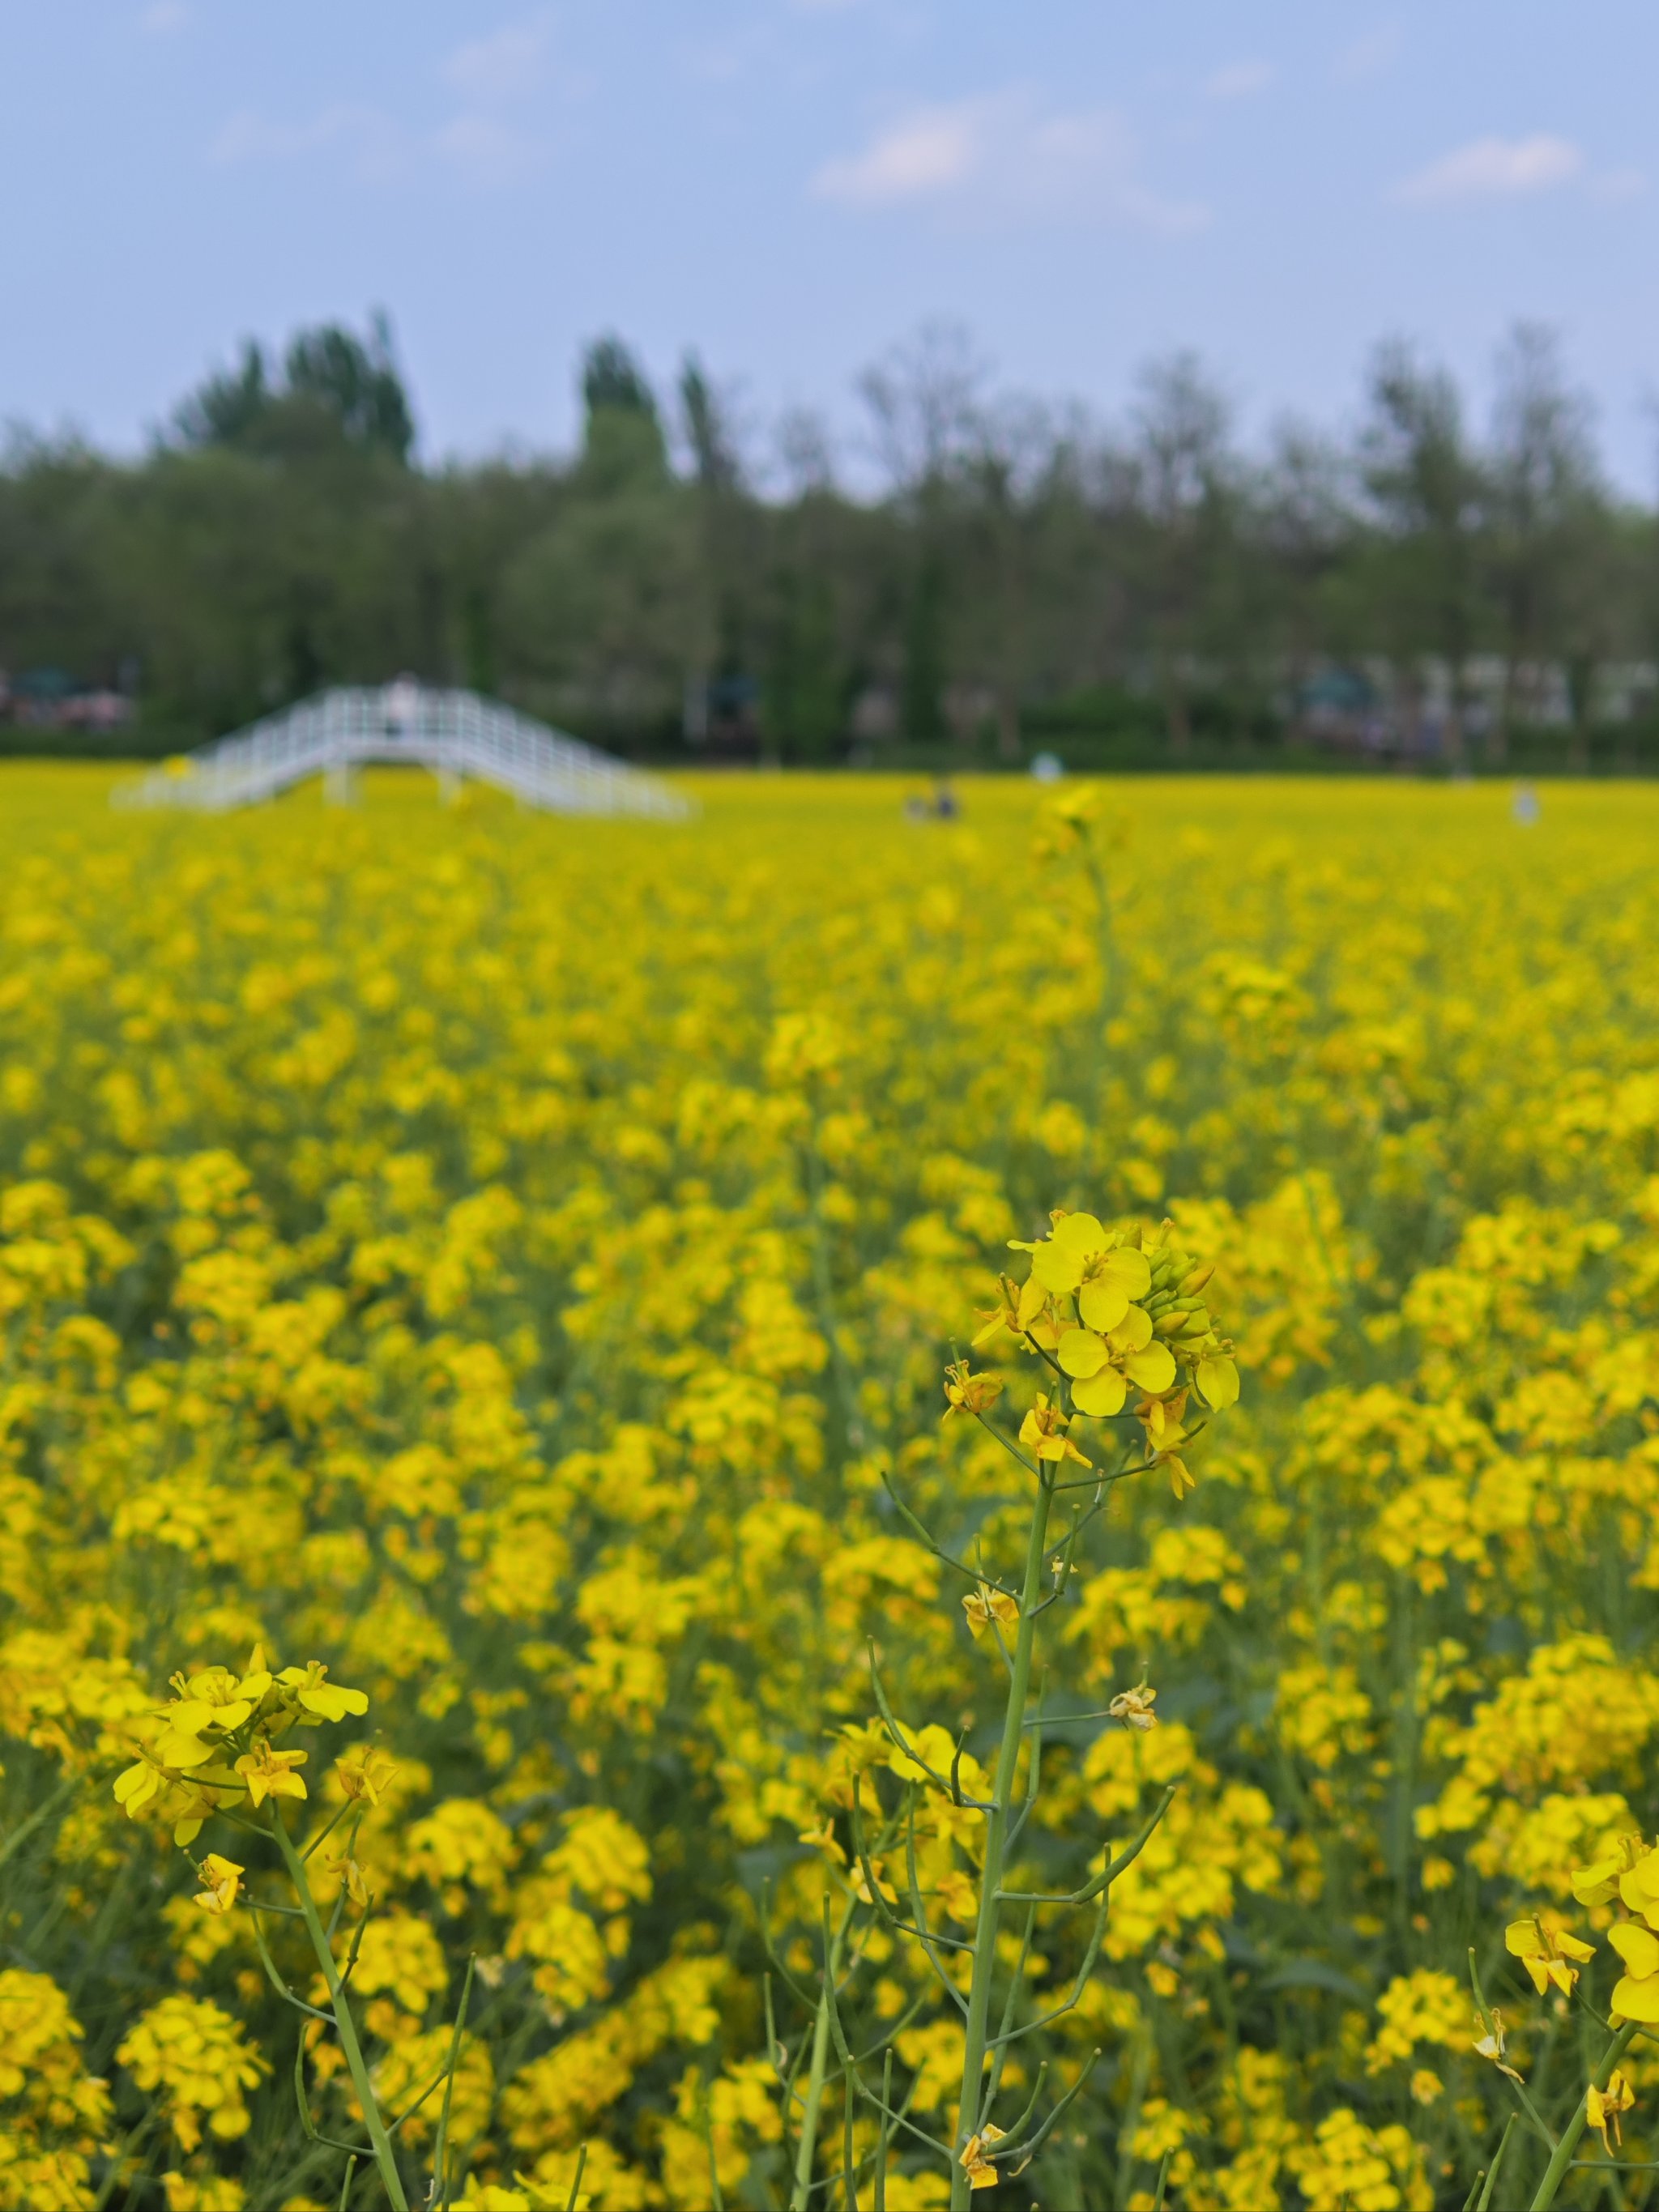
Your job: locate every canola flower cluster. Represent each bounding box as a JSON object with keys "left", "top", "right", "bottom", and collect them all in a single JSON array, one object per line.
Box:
[{"left": 1, "top": 768, "right": 1659, "bottom": 2206}]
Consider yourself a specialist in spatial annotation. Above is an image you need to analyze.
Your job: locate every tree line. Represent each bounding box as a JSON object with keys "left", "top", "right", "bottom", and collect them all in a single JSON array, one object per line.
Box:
[{"left": 2, "top": 313, "right": 1655, "bottom": 769}]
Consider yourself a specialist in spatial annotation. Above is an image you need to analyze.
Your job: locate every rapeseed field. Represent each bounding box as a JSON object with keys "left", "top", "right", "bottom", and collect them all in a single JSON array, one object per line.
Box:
[{"left": 4, "top": 766, "right": 1659, "bottom": 2211}]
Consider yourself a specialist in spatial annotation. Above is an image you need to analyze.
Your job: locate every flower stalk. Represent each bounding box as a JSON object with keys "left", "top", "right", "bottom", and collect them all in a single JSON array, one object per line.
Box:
[
  {"left": 270, "top": 1804, "right": 410, "bottom": 2212},
  {"left": 950, "top": 1467, "right": 1053, "bottom": 2210}
]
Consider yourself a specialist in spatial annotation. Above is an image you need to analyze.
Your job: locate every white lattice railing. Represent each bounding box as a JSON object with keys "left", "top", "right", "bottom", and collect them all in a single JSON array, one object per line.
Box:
[{"left": 114, "top": 684, "right": 693, "bottom": 820}]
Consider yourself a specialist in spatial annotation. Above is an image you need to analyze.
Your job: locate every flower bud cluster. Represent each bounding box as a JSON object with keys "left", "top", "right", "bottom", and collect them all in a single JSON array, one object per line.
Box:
[
  {"left": 113, "top": 1647, "right": 371, "bottom": 1843},
  {"left": 976, "top": 1211, "right": 1239, "bottom": 1490}
]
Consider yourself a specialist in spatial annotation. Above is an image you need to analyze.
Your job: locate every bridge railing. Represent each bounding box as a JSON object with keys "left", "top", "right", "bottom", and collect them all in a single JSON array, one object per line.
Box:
[{"left": 115, "top": 687, "right": 692, "bottom": 820}]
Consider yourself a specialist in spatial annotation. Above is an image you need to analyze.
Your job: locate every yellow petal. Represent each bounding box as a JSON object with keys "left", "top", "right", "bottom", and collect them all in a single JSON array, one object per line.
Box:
[
  {"left": 155, "top": 1730, "right": 215, "bottom": 1770},
  {"left": 1101, "top": 1247, "right": 1152, "bottom": 1299},
  {"left": 1107, "top": 1305, "right": 1154, "bottom": 1353},
  {"left": 1124, "top": 1340, "right": 1178, "bottom": 1394},
  {"left": 1572, "top": 1858, "right": 1622, "bottom": 1905},
  {"left": 1051, "top": 1212, "right": 1107, "bottom": 1256},
  {"left": 1031, "top": 1242, "right": 1086, "bottom": 1294},
  {"left": 1056, "top": 1328, "right": 1108, "bottom": 1379},
  {"left": 1610, "top": 1922, "right": 1659, "bottom": 1978},
  {"left": 1078, "top": 1279, "right": 1130, "bottom": 1333},
  {"left": 1195, "top": 1355, "right": 1239, "bottom": 1410},
  {"left": 298, "top": 1686, "right": 370, "bottom": 1721},
  {"left": 1504, "top": 1920, "right": 1539, "bottom": 1958},
  {"left": 1557, "top": 1931, "right": 1597, "bottom": 1963},
  {"left": 1614, "top": 1971, "right": 1659, "bottom": 2022},
  {"left": 1072, "top": 1367, "right": 1128, "bottom": 1417}
]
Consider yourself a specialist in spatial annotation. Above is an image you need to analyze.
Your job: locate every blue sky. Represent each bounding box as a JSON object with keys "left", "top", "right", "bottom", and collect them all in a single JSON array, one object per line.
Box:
[{"left": 6, "top": 1, "right": 1656, "bottom": 484}]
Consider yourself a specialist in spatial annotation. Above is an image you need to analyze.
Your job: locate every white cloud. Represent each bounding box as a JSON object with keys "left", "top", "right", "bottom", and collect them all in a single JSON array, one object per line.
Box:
[
  {"left": 1203, "top": 60, "right": 1273, "bottom": 101},
  {"left": 815, "top": 102, "right": 979, "bottom": 202},
  {"left": 1393, "top": 132, "right": 1582, "bottom": 206},
  {"left": 1334, "top": 23, "right": 1401, "bottom": 83},
  {"left": 441, "top": 13, "right": 555, "bottom": 104},
  {"left": 211, "top": 79, "right": 555, "bottom": 192},
  {"left": 208, "top": 104, "right": 403, "bottom": 181},
  {"left": 434, "top": 111, "right": 548, "bottom": 185},
  {"left": 811, "top": 90, "right": 1207, "bottom": 232},
  {"left": 432, "top": 12, "right": 566, "bottom": 184},
  {"left": 140, "top": 1, "right": 188, "bottom": 32}
]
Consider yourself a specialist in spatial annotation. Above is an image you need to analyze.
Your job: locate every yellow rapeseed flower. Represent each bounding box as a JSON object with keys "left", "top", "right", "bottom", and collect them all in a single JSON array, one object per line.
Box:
[
  {"left": 942, "top": 1361, "right": 1003, "bottom": 1417},
  {"left": 1572, "top": 1833, "right": 1654, "bottom": 1907},
  {"left": 1017, "top": 1394, "right": 1090, "bottom": 1468},
  {"left": 1108, "top": 1685, "right": 1158, "bottom": 1732},
  {"left": 962, "top": 1582, "right": 1018, "bottom": 1634},
  {"left": 277, "top": 1661, "right": 370, "bottom": 1724},
  {"left": 1587, "top": 2069, "right": 1636, "bottom": 2153},
  {"left": 164, "top": 1660, "right": 272, "bottom": 1737},
  {"left": 1610, "top": 1921, "right": 1659, "bottom": 2021},
  {"left": 960, "top": 2123, "right": 1008, "bottom": 2190},
  {"left": 192, "top": 1855, "right": 243, "bottom": 1915},
  {"left": 335, "top": 1744, "right": 399, "bottom": 1807},
  {"left": 1505, "top": 1914, "right": 1595, "bottom": 1997},
  {"left": 234, "top": 1744, "right": 308, "bottom": 1809}
]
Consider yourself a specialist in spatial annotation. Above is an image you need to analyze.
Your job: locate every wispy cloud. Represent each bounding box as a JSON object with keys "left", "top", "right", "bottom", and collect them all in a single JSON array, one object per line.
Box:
[
  {"left": 815, "top": 103, "right": 980, "bottom": 202},
  {"left": 1202, "top": 60, "right": 1273, "bottom": 102},
  {"left": 1393, "top": 133, "right": 1582, "bottom": 206},
  {"left": 1334, "top": 23, "right": 1401, "bottom": 83},
  {"left": 433, "top": 111, "right": 548, "bottom": 185},
  {"left": 441, "top": 12, "right": 555, "bottom": 104},
  {"left": 431, "top": 13, "right": 563, "bottom": 185},
  {"left": 139, "top": 0, "right": 188, "bottom": 32},
  {"left": 811, "top": 90, "right": 1206, "bottom": 232},
  {"left": 209, "top": 104, "right": 404, "bottom": 182}
]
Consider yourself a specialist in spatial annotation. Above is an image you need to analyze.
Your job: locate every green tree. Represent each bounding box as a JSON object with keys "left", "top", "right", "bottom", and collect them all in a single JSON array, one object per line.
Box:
[
  {"left": 580, "top": 337, "right": 667, "bottom": 494},
  {"left": 1359, "top": 339, "right": 1485, "bottom": 764},
  {"left": 901, "top": 555, "right": 946, "bottom": 742},
  {"left": 762, "top": 569, "right": 842, "bottom": 758},
  {"left": 283, "top": 313, "right": 415, "bottom": 463},
  {"left": 173, "top": 314, "right": 414, "bottom": 466},
  {"left": 1486, "top": 322, "right": 1602, "bottom": 761},
  {"left": 171, "top": 342, "right": 271, "bottom": 450},
  {"left": 1129, "top": 353, "right": 1238, "bottom": 755}
]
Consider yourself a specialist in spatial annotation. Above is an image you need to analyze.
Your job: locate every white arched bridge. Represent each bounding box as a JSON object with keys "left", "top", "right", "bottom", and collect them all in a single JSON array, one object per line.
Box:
[{"left": 114, "top": 681, "right": 692, "bottom": 819}]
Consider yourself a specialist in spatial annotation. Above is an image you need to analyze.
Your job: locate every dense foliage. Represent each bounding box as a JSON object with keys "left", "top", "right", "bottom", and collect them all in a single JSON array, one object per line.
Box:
[
  {"left": 3, "top": 769, "right": 1659, "bottom": 2206},
  {"left": 5, "top": 320, "right": 1657, "bottom": 766}
]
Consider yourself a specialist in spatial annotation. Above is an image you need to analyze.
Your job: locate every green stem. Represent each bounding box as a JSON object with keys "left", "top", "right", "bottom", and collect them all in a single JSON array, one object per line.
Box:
[
  {"left": 271, "top": 1805, "right": 410, "bottom": 2211},
  {"left": 1528, "top": 2019, "right": 1639, "bottom": 2212},
  {"left": 950, "top": 1468, "right": 1054, "bottom": 2211},
  {"left": 790, "top": 1920, "right": 845, "bottom": 2212},
  {"left": 0, "top": 1769, "right": 79, "bottom": 1873},
  {"left": 1082, "top": 845, "right": 1115, "bottom": 1021}
]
